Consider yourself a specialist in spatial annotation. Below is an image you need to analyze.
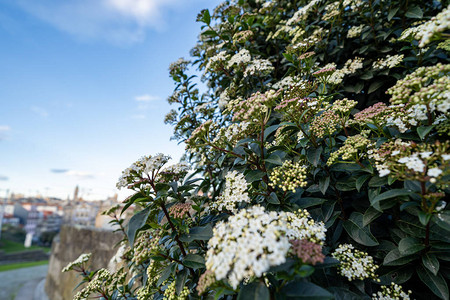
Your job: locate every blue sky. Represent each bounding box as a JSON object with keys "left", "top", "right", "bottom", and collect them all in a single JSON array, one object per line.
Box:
[{"left": 0, "top": 0, "right": 220, "bottom": 200}]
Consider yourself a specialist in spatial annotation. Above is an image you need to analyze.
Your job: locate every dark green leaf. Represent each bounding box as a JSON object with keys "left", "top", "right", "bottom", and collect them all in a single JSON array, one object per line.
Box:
[
  {"left": 329, "top": 287, "right": 365, "bottom": 300},
  {"left": 417, "top": 126, "right": 433, "bottom": 140},
  {"left": 297, "top": 265, "right": 315, "bottom": 277},
  {"left": 417, "top": 266, "right": 449, "bottom": 300},
  {"left": 281, "top": 281, "right": 333, "bottom": 299},
  {"left": 218, "top": 155, "right": 226, "bottom": 167},
  {"left": 121, "top": 192, "right": 145, "bottom": 215},
  {"left": 157, "top": 263, "right": 175, "bottom": 287},
  {"left": 398, "top": 237, "right": 425, "bottom": 255},
  {"left": 423, "top": 254, "right": 440, "bottom": 276},
  {"left": 238, "top": 282, "right": 269, "bottom": 300},
  {"left": 368, "top": 176, "right": 388, "bottom": 187},
  {"left": 183, "top": 254, "right": 205, "bottom": 269},
  {"left": 268, "top": 192, "right": 280, "bottom": 204},
  {"left": 307, "top": 147, "right": 323, "bottom": 167},
  {"left": 383, "top": 249, "right": 417, "bottom": 266},
  {"left": 378, "top": 266, "right": 414, "bottom": 284},
  {"left": 175, "top": 269, "right": 188, "bottom": 295},
  {"left": 319, "top": 177, "right": 330, "bottom": 195},
  {"left": 418, "top": 211, "right": 432, "bottom": 226},
  {"left": 245, "top": 170, "right": 265, "bottom": 183},
  {"left": 397, "top": 219, "right": 426, "bottom": 238},
  {"left": 179, "top": 225, "right": 213, "bottom": 242},
  {"left": 434, "top": 212, "right": 450, "bottom": 231},
  {"left": 356, "top": 174, "right": 371, "bottom": 192},
  {"left": 388, "top": 7, "right": 400, "bottom": 21},
  {"left": 292, "top": 197, "right": 326, "bottom": 208},
  {"left": 126, "top": 206, "right": 151, "bottom": 247},
  {"left": 264, "top": 124, "right": 281, "bottom": 140},
  {"left": 343, "top": 212, "right": 379, "bottom": 246},
  {"left": 363, "top": 206, "right": 382, "bottom": 227},
  {"left": 405, "top": 6, "right": 423, "bottom": 19},
  {"left": 201, "top": 9, "right": 211, "bottom": 25},
  {"left": 265, "top": 153, "right": 283, "bottom": 166},
  {"left": 368, "top": 81, "right": 384, "bottom": 94},
  {"left": 371, "top": 189, "right": 414, "bottom": 212}
]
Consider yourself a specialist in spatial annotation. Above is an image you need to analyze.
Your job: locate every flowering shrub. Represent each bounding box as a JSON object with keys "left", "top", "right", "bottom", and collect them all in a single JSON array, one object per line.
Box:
[{"left": 65, "top": 1, "right": 450, "bottom": 299}]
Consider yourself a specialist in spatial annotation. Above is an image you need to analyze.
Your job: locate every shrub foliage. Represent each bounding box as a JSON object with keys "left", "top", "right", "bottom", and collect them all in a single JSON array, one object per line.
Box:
[{"left": 65, "top": 1, "right": 450, "bottom": 299}]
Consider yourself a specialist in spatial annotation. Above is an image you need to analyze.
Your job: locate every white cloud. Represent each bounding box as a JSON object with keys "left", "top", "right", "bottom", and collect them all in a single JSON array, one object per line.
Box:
[
  {"left": 13, "top": 0, "right": 189, "bottom": 44},
  {"left": 135, "top": 94, "right": 160, "bottom": 102},
  {"left": 65, "top": 170, "right": 95, "bottom": 179},
  {"left": 51, "top": 169, "right": 95, "bottom": 179},
  {"left": 0, "top": 175, "right": 8, "bottom": 181},
  {"left": 30, "top": 106, "right": 49, "bottom": 117},
  {"left": 0, "top": 125, "right": 11, "bottom": 140}
]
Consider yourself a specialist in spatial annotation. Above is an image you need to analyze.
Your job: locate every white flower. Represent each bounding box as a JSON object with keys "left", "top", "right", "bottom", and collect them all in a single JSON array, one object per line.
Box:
[
  {"left": 428, "top": 167, "right": 443, "bottom": 178},
  {"left": 372, "top": 54, "right": 404, "bottom": 70},
  {"left": 398, "top": 154, "right": 425, "bottom": 173},
  {"left": 206, "top": 206, "right": 326, "bottom": 288},
  {"left": 228, "top": 49, "right": 251, "bottom": 68},
  {"left": 211, "top": 171, "right": 250, "bottom": 213},
  {"left": 442, "top": 154, "right": 450, "bottom": 160},
  {"left": 420, "top": 151, "right": 433, "bottom": 158},
  {"left": 332, "top": 244, "right": 378, "bottom": 281}
]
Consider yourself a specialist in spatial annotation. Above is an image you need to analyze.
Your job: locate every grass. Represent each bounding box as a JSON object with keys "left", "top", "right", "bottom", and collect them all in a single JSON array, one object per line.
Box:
[
  {"left": 0, "top": 260, "right": 48, "bottom": 272},
  {"left": 0, "top": 239, "right": 50, "bottom": 254}
]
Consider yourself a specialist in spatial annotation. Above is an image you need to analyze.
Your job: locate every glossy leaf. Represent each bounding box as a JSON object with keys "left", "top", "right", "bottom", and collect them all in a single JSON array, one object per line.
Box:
[
  {"left": 179, "top": 225, "right": 213, "bottom": 242},
  {"left": 237, "top": 282, "right": 269, "bottom": 300},
  {"left": 398, "top": 237, "right": 425, "bottom": 255},
  {"left": 126, "top": 206, "right": 151, "bottom": 247},
  {"left": 423, "top": 253, "right": 440, "bottom": 276},
  {"left": 281, "top": 281, "right": 334, "bottom": 299},
  {"left": 343, "top": 212, "right": 379, "bottom": 246},
  {"left": 183, "top": 254, "right": 205, "bottom": 269},
  {"left": 417, "top": 266, "right": 449, "bottom": 300}
]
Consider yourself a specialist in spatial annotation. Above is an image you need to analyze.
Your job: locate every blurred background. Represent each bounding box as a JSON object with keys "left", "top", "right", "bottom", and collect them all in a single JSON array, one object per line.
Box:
[{"left": 0, "top": 1, "right": 220, "bottom": 298}]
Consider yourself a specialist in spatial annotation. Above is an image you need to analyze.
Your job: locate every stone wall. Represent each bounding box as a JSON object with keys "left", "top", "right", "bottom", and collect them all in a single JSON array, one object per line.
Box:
[{"left": 45, "top": 225, "right": 122, "bottom": 300}]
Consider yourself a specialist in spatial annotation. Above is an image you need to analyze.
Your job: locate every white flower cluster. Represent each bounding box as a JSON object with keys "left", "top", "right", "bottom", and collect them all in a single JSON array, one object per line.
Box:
[
  {"left": 372, "top": 54, "right": 404, "bottom": 70},
  {"left": 73, "top": 268, "right": 112, "bottom": 300},
  {"left": 343, "top": 0, "right": 365, "bottom": 10},
  {"left": 270, "top": 76, "right": 307, "bottom": 90},
  {"left": 418, "top": 5, "right": 449, "bottom": 47},
  {"left": 161, "top": 162, "right": 190, "bottom": 175},
  {"left": 211, "top": 170, "right": 250, "bottom": 213},
  {"left": 62, "top": 253, "right": 91, "bottom": 272},
  {"left": 323, "top": 1, "right": 340, "bottom": 20},
  {"left": 194, "top": 101, "right": 214, "bottom": 113},
  {"left": 405, "top": 94, "right": 450, "bottom": 127},
  {"left": 325, "top": 57, "right": 364, "bottom": 84},
  {"left": 286, "top": 0, "right": 321, "bottom": 25},
  {"left": 218, "top": 89, "right": 231, "bottom": 110},
  {"left": 169, "top": 58, "right": 190, "bottom": 73},
  {"left": 398, "top": 5, "right": 450, "bottom": 47},
  {"left": 228, "top": 49, "right": 251, "bottom": 68},
  {"left": 204, "top": 51, "right": 229, "bottom": 71},
  {"left": 397, "top": 153, "right": 426, "bottom": 173},
  {"left": 213, "top": 121, "right": 250, "bottom": 147},
  {"left": 116, "top": 154, "right": 171, "bottom": 189},
  {"left": 347, "top": 25, "right": 366, "bottom": 38},
  {"left": 332, "top": 244, "right": 378, "bottom": 281},
  {"left": 244, "top": 59, "right": 274, "bottom": 77},
  {"left": 206, "top": 206, "right": 326, "bottom": 289},
  {"left": 372, "top": 283, "right": 412, "bottom": 300},
  {"left": 386, "top": 113, "right": 408, "bottom": 133}
]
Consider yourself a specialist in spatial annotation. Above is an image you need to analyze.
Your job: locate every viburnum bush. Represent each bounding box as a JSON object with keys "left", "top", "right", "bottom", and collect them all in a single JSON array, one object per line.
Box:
[{"left": 64, "top": 1, "right": 450, "bottom": 299}]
